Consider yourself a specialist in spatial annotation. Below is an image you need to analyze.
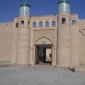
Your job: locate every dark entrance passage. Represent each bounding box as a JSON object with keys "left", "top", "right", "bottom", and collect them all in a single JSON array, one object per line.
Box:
[{"left": 35, "top": 45, "right": 52, "bottom": 65}]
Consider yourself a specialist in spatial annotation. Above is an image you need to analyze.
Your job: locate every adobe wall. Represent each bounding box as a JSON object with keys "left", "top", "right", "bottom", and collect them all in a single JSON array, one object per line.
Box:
[
  {"left": 14, "top": 17, "right": 31, "bottom": 65},
  {"left": 29, "top": 16, "right": 57, "bottom": 66},
  {"left": 30, "top": 15, "right": 57, "bottom": 47},
  {"left": 70, "top": 14, "right": 79, "bottom": 66},
  {"left": 78, "top": 19, "right": 85, "bottom": 65},
  {"left": 33, "top": 29, "right": 56, "bottom": 44},
  {"left": 0, "top": 22, "right": 17, "bottom": 65},
  {"left": 32, "top": 29, "right": 57, "bottom": 65},
  {"left": 57, "top": 14, "right": 71, "bottom": 67},
  {"left": 0, "top": 14, "right": 85, "bottom": 67}
]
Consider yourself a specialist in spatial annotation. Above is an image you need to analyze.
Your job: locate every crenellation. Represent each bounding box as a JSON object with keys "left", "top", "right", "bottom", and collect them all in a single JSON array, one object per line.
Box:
[
  {"left": 31, "top": 15, "right": 56, "bottom": 18},
  {"left": 0, "top": 22, "right": 13, "bottom": 25},
  {"left": 79, "top": 19, "right": 85, "bottom": 22},
  {"left": 71, "top": 13, "right": 78, "bottom": 16},
  {"left": 0, "top": 22, "right": 13, "bottom": 29},
  {"left": 71, "top": 14, "right": 78, "bottom": 19}
]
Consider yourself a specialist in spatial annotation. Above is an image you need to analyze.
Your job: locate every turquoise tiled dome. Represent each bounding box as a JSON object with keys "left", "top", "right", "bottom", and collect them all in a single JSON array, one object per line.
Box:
[{"left": 58, "top": 0, "right": 70, "bottom": 4}]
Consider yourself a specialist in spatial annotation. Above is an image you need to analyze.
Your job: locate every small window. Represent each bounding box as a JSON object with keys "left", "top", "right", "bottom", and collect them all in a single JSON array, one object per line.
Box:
[
  {"left": 21, "top": 20, "right": 24, "bottom": 25},
  {"left": 46, "top": 21, "right": 49, "bottom": 27},
  {"left": 39, "top": 21, "right": 43, "bottom": 27},
  {"left": 62, "top": 18, "right": 66, "bottom": 24},
  {"left": 16, "top": 23, "right": 18, "bottom": 28},
  {"left": 52, "top": 21, "right": 56, "bottom": 27},
  {"left": 72, "top": 20, "right": 76, "bottom": 25},
  {"left": 33, "top": 22, "right": 36, "bottom": 28}
]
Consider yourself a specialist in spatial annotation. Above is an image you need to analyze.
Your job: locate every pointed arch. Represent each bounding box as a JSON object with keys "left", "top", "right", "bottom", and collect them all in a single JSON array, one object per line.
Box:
[{"left": 35, "top": 37, "right": 53, "bottom": 45}]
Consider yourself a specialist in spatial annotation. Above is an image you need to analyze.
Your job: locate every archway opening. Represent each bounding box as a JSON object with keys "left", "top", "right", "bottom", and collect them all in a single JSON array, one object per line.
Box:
[
  {"left": 35, "top": 44, "right": 52, "bottom": 65},
  {"left": 34, "top": 37, "right": 53, "bottom": 65}
]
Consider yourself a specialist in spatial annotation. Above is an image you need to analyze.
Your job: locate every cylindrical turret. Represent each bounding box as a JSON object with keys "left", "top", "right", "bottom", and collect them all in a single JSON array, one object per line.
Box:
[
  {"left": 57, "top": 0, "right": 71, "bottom": 67},
  {"left": 16, "top": 1, "right": 31, "bottom": 65},
  {"left": 19, "top": 1, "right": 31, "bottom": 17},
  {"left": 58, "top": 0, "right": 70, "bottom": 14}
]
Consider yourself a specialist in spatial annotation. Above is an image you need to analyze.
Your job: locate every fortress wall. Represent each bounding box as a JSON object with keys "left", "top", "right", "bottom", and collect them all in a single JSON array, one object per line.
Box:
[
  {"left": 0, "top": 22, "right": 13, "bottom": 28},
  {"left": 14, "top": 17, "right": 31, "bottom": 65},
  {"left": 0, "top": 22, "right": 18, "bottom": 65},
  {"left": 70, "top": 15, "right": 79, "bottom": 66},
  {"left": 11, "top": 28, "right": 18, "bottom": 65},
  {"left": 17, "top": 28, "right": 30, "bottom": 64},
  {"left": 78, "top": 19, "right": 85, "bottom": 65},
  {"left": 79, "top": 31, "right": 85, "bottom": 65},
  {"left": 78, "top": 19, "right": 85, "bottom": 30},
  {"left": 57, "top": 14, "right": 71, "bottom": 67},
  {"left": 30, "top": 15, "right": 57, "bottom": 29},
  {"left": 0, "top": 27, "right": 13, "bottom": 64},
  {"left": 33, "top": 29, "right": 56, "bottom": 46},
  {"left": 70, "top": 15, "right": 85, "bottom": 66},
  {"left": 30, "top": 16, "right": 57, "bottom": 65},
  {"left": 32, "top": 28, "right": 56, "bottom": 65}
]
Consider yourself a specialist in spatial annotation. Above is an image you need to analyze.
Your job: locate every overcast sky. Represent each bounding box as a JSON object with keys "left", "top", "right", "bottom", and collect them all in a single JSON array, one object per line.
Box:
[{"left": 0, "top": 0, "right": 84, "bottom": 22}]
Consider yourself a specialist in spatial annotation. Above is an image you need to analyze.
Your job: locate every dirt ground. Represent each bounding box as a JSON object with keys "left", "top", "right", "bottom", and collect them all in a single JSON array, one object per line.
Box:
[{"left": 0, "top": 66, "right": 85, "bottom": 85}]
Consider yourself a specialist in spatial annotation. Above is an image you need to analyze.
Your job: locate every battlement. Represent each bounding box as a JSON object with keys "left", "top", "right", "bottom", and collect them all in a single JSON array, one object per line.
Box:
[
  {"left": 0, "top": 22, "right": 13, "bottom": 29},
  {"left": 79, "top": 19, "right": 85, "bottom": 22},
  {"left": 31, "top": 15, "right": 57, "bottom": 19},
  {"left": 0, "top": 22, "right": 13, "bottom": 26},
  {"left": 71, "top": 14, "right": 78, "bottom": 16},
  {"left": 14, "top": 15, "right": 57, "bottom": 23},
  {"left": 71, "top": 14, "right": 78, "bottom": 18}
]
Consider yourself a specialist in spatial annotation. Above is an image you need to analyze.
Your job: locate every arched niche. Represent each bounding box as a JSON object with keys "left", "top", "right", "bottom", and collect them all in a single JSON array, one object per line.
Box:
[{"left": 35, "top": 37, "right": 53, "bottom": 45}]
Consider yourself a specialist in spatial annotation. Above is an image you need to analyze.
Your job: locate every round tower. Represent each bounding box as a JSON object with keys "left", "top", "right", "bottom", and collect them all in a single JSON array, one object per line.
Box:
[
  {"left": 19, "top": 1, "right": 31, "bottom": 17},
  {"left": 16, "top": 1, "right": 31, "bottom": 65},
  {"left": 57, "top": 0, "right": 71, "bottom": 67}
]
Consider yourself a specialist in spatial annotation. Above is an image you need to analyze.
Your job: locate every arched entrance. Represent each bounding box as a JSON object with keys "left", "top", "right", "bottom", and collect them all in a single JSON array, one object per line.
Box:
[{"left": 34, "top": 37, "right": 53, "bottom": 65}]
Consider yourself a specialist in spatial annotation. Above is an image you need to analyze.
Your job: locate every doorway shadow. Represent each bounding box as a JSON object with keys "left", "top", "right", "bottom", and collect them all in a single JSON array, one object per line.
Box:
[{"left": 35, "top": 44, "right": 52, "bottom": 65}]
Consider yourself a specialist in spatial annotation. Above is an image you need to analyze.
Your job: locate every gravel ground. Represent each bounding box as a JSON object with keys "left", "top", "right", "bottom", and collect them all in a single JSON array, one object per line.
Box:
[{"left": 0, "top": 66, "right": 85, "bottom": 85}]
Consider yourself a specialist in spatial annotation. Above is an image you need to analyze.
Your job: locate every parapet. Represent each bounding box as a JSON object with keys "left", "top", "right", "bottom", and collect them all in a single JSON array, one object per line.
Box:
[
  {"left": 0, "top": 22, "right": 13, "bottom": 28},
  {"left": 31, "top": 15, "right": 57, "bottom": 19},
  {"left": 71, "top": 14, "right": 78, "bottom": 18},
  {"left": 79, "top": 19, "right": 85, "bottom": 22},
  {"left": 0, "top": 22, "right": 13, "bottom": 25}
]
